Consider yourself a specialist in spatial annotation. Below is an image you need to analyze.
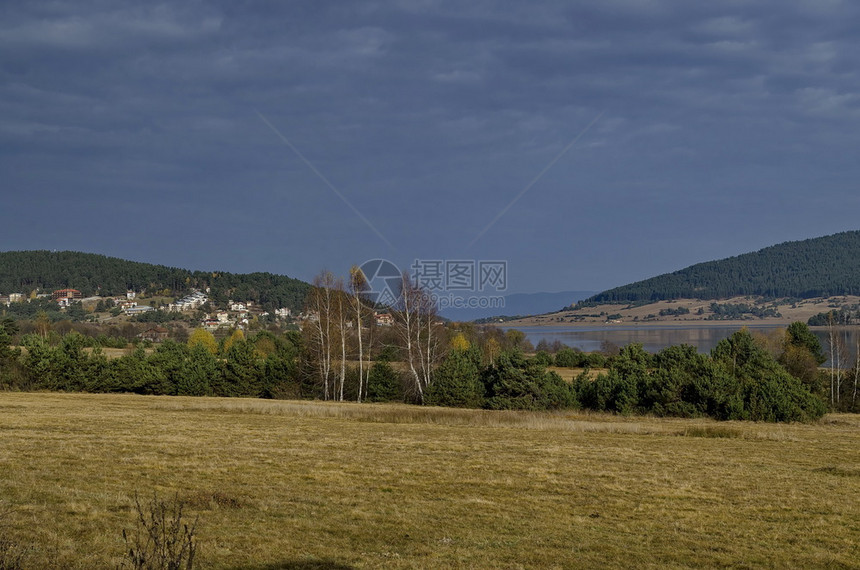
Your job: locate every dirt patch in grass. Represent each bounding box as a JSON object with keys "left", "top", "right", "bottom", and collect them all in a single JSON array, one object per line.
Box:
[
  {"left": 681, "top": 425, "right": 744, "bottom": 439},
  {"left": 184, "top": 490, "right": 247, "bottom": 510},
  {"left": 813, "top": 466, "right": 860, "bottom": 478}
]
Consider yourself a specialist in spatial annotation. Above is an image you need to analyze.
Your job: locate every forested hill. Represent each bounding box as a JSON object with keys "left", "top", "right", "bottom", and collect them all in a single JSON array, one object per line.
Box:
[
  {"left": 0, "top": 251, "right": 310, "bottom": 311},
  {"left": 585, "top": 231, "right": 860, "bottom": 304}
]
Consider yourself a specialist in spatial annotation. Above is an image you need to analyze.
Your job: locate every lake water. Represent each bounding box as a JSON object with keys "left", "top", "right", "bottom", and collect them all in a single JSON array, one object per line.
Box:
[{"left": 511, "top": 324, "right": 859, "bottom": 363}]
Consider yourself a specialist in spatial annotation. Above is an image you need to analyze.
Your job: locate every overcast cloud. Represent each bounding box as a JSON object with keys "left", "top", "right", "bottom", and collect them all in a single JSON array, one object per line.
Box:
[{"left": 2, "top": 1, "right": 860, "bottom": 294}]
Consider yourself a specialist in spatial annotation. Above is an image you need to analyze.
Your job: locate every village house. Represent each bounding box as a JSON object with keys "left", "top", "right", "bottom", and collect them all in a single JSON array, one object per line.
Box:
[
  {"left": 138, "top": 327, "right": 169, "bottom": 342},
  {"left": 374, "top": 312, "right": 394, "bottom": 326},
  {"left": 8, "top": 293, "right": 24, "bottom": 303},
  {"left": 125, "top": 305, "right": 154, "bottom": 316},
  {"left": 299, "top": 311, "right": 320, "bottom": 322},
  {"left": 115, "top": 299, "right": 137, "bottom": 310},
  {"left": 52, "top": 288, "right": 82, "bottom": 301}
]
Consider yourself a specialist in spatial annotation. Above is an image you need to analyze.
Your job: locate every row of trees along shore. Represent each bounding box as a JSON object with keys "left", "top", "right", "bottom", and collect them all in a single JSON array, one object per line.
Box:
[{"left": 1, "top": 265, "right": 857, "bottom": 420}]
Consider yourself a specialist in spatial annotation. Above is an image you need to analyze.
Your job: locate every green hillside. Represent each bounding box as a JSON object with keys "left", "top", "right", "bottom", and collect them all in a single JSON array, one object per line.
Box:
[
  {"left": 0, "top": 251, "right": 310, "bottom": 311},
  {"left": 585, "top": 231, "right": 860, "bottom": 303}
]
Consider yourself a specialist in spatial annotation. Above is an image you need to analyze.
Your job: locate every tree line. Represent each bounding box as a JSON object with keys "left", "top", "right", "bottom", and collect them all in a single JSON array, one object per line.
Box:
[
  {"left": 1, "top": 258, "right": 852, "bottom": 420},
  {"left": 296, "top": 266, "right": 836, "bottom": 420},
  {"left": 807, "top": 307, "right": 860, "bottom": 326},
  {"left": 0, "top": 324, "right": 301, "bottom": 398}
]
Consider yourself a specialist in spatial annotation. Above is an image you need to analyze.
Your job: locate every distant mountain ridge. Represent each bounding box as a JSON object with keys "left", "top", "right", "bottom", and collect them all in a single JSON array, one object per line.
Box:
[
  {"left": 0, "top": 250, "right": 310, "bottom": 311},
  {"left": 584, "top": 230, "right": 860, "bottom": 304}
]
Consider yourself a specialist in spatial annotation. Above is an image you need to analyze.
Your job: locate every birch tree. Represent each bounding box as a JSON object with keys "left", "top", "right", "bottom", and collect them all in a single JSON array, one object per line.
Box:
[
  {"left": 334, "top": 276, "right": 348, "bottom": 401},
  {"left": 394, "top": 273, "right": 442, "bottom": 403},
  {"left": 853, "top": 335, "right": 860, "bottom": 408},
  {"left": 828, "top": 315, "right": 837, "bottom": 406},
  {"left": 305, "top": 271, "right": 336, "bottom": 400},
  {"left": 349, "top": 266, "right": 369, "bottom": 402},
  {"left": 826, "top": 314, "right": 847, "bottom": 407}
]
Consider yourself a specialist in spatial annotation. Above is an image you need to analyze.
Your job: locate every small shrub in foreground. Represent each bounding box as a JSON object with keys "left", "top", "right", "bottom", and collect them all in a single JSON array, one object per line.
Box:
[
  {"left": 0, "top": 502, "right": 26, "bottom": 570},
  {"left": 121, "top": 492, "right": 198, "bottom": 570}
]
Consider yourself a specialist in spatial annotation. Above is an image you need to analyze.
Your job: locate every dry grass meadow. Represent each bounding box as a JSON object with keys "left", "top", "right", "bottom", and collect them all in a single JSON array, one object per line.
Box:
[{"left": 1, "top": 393, "right": 858, "bottom": 569}]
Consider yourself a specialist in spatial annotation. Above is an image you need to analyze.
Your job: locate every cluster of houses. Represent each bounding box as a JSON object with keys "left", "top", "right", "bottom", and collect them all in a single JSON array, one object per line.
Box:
[
  {"left": 200, "top": 300, "right": 293, "bottom": 331},
  {"left": 168, "top": 290, "right": 208, "bottom": 312},
  {"left": 1, "top": 287, "right": 297, "bottom": 327},
  {"left": 1, "top": 287, "right": 398, "bottom": 343},
  {"left": 2, "top": 288, "right": 92, "bottom": 307},
  {"left": 0, "top": 292, "right": 26, "bottom": 306},
  {"left": 288, "top": 310, "right": 393, "bottom": 327},
  {"left": 202, "top": 305, "right": 248, "bottom": 331}
]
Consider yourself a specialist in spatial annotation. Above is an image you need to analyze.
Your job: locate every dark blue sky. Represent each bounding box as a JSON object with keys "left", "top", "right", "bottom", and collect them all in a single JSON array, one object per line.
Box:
[{"left": 2, "top": 1, "right": 859, "bottom": 294}]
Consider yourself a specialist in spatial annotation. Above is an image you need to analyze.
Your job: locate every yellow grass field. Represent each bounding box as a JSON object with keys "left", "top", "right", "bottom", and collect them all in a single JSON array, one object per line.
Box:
[{"left": 1, "top": 393, "right": 858, "bottom": 569}]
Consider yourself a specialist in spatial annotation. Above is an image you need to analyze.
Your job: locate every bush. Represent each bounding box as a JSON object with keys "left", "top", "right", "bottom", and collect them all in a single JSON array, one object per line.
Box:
[
  {"left": 175, "top": 344, "right": 217, "bottom": 397},
  {"left": 554, "top": 347, "right": 585, "bottom": 368},
  {"left": 585, "top": 352, "right": 606, "bottom": 368},
  {"left": 0, "top": 538, "right": 25, "bottom": 570},
  {"left": 530, "top": 351, "right": 553, "bottom": 367},
  {"left": 426, "top": 349, "right": 484, "bottom": 408},
  {"left": 483, "top": 351, "right": 576, "bottom": 411},
  {"left": 576, "top": 370, "right": 637, "bottom": 414},
  {"left": 0, "top": 501, "right": 26, "bottom": 570},
  {"left": 121, "top": 492, "right": 198, "bottom": 570},
  {"left": 366, "top": 361, "right": 402, "bottom": 402},
  {"left": 711, "top": 329, "right": 826, "bottom": 422},
  {"left": 573, "top": 332, "right": 827, "bottom": 422},
  {"left": 218, "top": 340, "right": 264, "bottom": 397}
]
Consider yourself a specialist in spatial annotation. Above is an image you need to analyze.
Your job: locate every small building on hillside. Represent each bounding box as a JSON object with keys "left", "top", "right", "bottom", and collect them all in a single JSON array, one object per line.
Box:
[
  {"left": 125, "top": 305, "right": 154, "bottom": 316},
  {"left": 375, "top": 312, "right": 394, "bottom": 327},
  {"left": 8, "top": 293, "right": 24, "bottom": 303},
  {"left": 52, "top": 289, "right": 82, "bottom": 301},
  {"left": 138, "top": 327, "right": 169, "bottom": 342}
]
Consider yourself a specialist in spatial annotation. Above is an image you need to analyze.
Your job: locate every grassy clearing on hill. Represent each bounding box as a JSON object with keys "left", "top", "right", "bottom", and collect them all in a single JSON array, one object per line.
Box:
[
  {"left": 508, "top": 295, "right": 860, "bottom": 327},
  {"left": 546, "top": 366, "right": 605, "bottom": 381},
  {"left": 0, "top": 393, "right": 858, "bottom": 569}
]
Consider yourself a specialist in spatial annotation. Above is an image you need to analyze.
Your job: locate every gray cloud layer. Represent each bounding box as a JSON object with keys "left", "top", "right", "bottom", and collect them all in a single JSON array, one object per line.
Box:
[{"left": 2, "top": 1, "right": 859, "bottom": 291}]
